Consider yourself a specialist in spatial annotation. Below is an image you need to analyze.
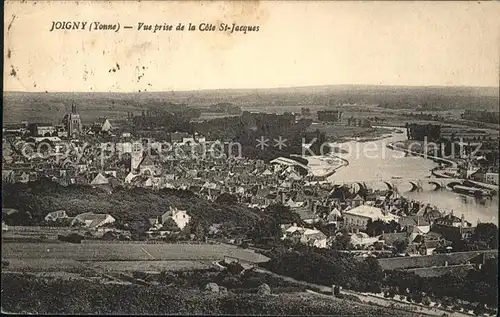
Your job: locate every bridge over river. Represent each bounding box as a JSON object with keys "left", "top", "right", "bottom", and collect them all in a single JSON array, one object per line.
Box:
[{"left": 330, "top": 177, "right": 497, "bottom": 194}]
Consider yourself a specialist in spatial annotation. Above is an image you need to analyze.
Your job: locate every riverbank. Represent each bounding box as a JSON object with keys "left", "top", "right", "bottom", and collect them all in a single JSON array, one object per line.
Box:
[
  {"left": 386, "top": 141, "right": 458, "bottom": 168},
  {"left": 308, "top": 123, "right": 395, "bottom": 143},
  {"left": 305, "top": 155, "right": 349, "bottom": 179}
]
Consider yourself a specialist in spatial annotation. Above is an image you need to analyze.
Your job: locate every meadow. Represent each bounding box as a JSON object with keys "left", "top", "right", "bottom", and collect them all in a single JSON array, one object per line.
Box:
[{"left": 2, "top": 241, "right": 269, "bottom": 263}]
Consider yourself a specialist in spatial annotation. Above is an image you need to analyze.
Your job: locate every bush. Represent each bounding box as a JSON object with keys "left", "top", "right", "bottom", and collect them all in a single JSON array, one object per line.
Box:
[
  {"left": 158, "top": 271, "right": 176, "bottom": 284},
  {"left": 205, "top": 282, "right": 220, "bottom": 293},
  {"left": 132, "top": 271, "right": 148, "bottom": 281},
  {"left": 226, "top": 262, "right": 244, "bottom": 275},
  {"left": 244, "top": 277, "right": 264, "bottom": 288},
  {"left": 257, "top": 283, "right": 271, "bottom": 295},
  {"left": 221, "top": 276, "right": 241, "bottom": 288}
]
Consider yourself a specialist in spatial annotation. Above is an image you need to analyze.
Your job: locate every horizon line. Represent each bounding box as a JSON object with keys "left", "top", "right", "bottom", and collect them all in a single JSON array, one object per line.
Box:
[{"left": 4, "top": 83, "right": 499, "bottom": 94}]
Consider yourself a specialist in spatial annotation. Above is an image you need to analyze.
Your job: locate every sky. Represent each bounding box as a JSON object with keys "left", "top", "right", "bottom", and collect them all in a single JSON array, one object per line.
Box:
[{"left": 4, "top": 1, "right": 500, "bottom": 92}]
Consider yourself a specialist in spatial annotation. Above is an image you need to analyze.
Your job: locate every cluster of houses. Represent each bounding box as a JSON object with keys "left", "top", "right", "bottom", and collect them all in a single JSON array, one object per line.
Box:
[
  {"left": 278, "top": 194, "right": 475, "bottom": 256},
  {"left": 2, "top": 128, "right": 479, "bottom": 255},
  {"left": 1, "top": 107, "right": 486, "bottom": 256},
  {"left": 2, "top": 205, "right": 193, "bottom": 241}
]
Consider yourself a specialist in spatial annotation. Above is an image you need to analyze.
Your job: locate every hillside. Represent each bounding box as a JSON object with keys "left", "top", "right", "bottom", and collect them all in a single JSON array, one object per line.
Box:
[
  {"left": 0, "top": 273, "right": 422, "bottom": 316},
  {"left": 1, "top": 180, "right": 262, "bottom": 230}
]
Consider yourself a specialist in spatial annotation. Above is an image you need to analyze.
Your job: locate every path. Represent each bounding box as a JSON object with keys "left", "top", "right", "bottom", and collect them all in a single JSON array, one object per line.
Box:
[{"left": 254, "top": 267, "right": 473, "bottom": 317}]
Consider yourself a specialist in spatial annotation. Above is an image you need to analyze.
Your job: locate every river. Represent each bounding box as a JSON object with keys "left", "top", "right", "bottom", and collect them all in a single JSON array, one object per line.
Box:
[{"left": 320, "top": 129, "right": 498, "bottom": 225}]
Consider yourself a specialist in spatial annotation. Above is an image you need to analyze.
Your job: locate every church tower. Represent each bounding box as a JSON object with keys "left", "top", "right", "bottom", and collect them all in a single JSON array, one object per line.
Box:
[{"left": 63, "top": 102, "right": 83, "bottom": 137}]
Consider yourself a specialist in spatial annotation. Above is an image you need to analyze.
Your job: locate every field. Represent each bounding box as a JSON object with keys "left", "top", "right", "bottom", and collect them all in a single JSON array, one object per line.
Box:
[
  {"left": 1, "top": 241, "right": 269, "bottom": 272},
  {"left": 4, "top": 85, "right": 498, "bottom": 124},
  {"left": 308, "top": 122, "right": 395, "bottom": 140},
  {"left": 2, "top": 241, "right": 270, "bottom": 261}
]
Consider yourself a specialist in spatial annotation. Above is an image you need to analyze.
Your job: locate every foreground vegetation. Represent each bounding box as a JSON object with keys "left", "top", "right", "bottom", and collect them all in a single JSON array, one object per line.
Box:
[
  {"left": 261, "top": 246, "right": 498, "bottom": 315},
  {"left": 0, "top": 272, "right": 420, "bottom": 316},
  {"left": 384, "top": 258, "right": 498, "bottom": 310},
  {"left": 262, "top": 246, "right": 384, "bottom": 293}
]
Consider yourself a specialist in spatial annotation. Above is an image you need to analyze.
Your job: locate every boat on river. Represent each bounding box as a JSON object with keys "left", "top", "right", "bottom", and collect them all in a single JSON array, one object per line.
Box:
[{"left": 452, "top": 185, "right": 491, "bottom": 198}]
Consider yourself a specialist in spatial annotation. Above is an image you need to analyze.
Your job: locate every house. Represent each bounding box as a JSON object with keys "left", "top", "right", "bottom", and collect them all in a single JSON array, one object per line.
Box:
[
  {"left": 93, "top": 118, "right": 112, "bottom": 133},
  {"left": 260, "top": 169, "right": 273, "bottom": 177},
  {"left": 282, "top": 225, "right": 305, "bottom": 243},
  {"left": 431, "top": 213, "right": 475, "bottom": 241},
  {"left": 350, "top": 194, "right": 365, "bottom": 207},
  {"left": 170, "top": 132, "right": 191, "bottom": 144},
  {"left": 287, "top": 171, "right": 302, "bottom": 181},
  {"left": 28, "top": 123, "right": 56, "bottom": 136},
  {"left": 293, "top": 207, "right": 321, "bottom": 224},
  {"left": 434, "top": 212, "right": 472, "bottom": 228},
  {"left": 485, "top": 173, "right": 498, "bottom": 185},
  {"left": 124, "top": 171, "right": 138, "bottom": 184},
  {"left": 399, "top": 215, "right": 431, "bottom": 241},
  {"left": 2, "top": 170, "right": 15, "bottom": 183},
  {"left": 284, "top": 198, "right": 305, "bottom": 209},
  {"left": 415, "top": 204, "right": 443, "bottom": 222},
  {"left": 343, "top": 205, "right": 399, "bottom": 230},
  {"left": 418, "top": 239, "right": 442, "bottom": 256},
  {"left": 147, "top": 217, "right": 162, "bottom": 231},
  {"left": 349, "top": 232, "right": 380, "bottom": 249},
  {"left": 44, "top": 210, "right": 69, "bottom": 222},
  {"left": 18, "top": 172, "right": 30, "bottom": 183},
  {"left": 161, "top": 206, "right": 191, "bottom": 230},
  {"left": 209, "top": 223, "right": 223, "bottom": 236},
  {"left": 90, "top": 173, "right": 109, "bottom": 185},
  {"left": 379, "top": 232, "right": 408, "bottom": 247},
  {"left": 300, "top": 228, "right": 328, "bottom": 248},
  {"left": 139, "top": 154, "right": 156, "bottom": 175},
  {"left": 71, "top": 212, "right": 115, "bottom": 229},
  {"left": 327, "top": 207, "right": 341, "bottom": 223},
  {"left": 412, "top": 233, "right": 448, "bottom": 255}
]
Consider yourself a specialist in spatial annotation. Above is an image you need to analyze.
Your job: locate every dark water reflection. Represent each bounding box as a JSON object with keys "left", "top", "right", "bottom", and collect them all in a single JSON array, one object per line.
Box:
[{"left": 327, "top": 130, "right": 498, "bottom": 225}]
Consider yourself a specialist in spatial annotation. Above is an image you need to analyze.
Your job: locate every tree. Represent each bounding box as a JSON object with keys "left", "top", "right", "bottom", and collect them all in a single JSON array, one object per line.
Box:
[
  {"left": 226, "top": 262, "right": 244, "bottom": 275},
  {"left": 216, "top": 193, "right": 238, "bottom": 205},
  {"left": 472, "top": 223, "right": 498, "bottom": 249},
  {"left": 366, "top": 219, "right": 400, "bottom": 237},
  {"left": 162, "top": 217, "right": 180, "bottom": 232},
  {"left": 330, "top": 229, "right": 352, "bottom": 250},
  {"left": 356, "top": 257, "right": 384, "bottom": 293},
  {"left": 393, "top": 239, "right": 409, "bottom": 254}
]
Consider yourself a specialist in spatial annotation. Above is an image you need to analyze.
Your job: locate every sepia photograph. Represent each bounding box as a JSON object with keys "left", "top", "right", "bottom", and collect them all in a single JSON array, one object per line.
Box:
[{"left": 2, "top": 1, "right": 499, "bottom": 315}]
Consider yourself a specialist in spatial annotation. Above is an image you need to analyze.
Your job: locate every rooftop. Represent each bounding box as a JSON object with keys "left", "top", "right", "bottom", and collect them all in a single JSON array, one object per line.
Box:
[{"left": 343, "top": 205, "right": 399, "bottom": 222}]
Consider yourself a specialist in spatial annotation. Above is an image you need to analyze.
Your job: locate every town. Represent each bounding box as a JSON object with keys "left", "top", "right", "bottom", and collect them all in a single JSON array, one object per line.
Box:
[
  {"left": 3, "top": 2, "right": 499, "bottom": 314},
  {"left": 2, "top": 96, "right": 499, "bottom": 316}
]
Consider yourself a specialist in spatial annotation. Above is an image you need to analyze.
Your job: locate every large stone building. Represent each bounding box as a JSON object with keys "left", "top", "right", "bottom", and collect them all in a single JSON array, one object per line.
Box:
[
  {"left": 27, "top": 123, "right": 56, "bottom": 137},
  {"left": 317, "top": 110, "right": 342, "bottom": 122},
  {"left": 63, "top": 103, "right": 83, "bottom": 137}
]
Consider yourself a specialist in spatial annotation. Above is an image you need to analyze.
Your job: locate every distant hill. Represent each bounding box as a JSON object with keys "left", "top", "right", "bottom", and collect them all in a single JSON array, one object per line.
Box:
[{"left": 3, "top": 85, "right": 498, "bottom": 123}]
